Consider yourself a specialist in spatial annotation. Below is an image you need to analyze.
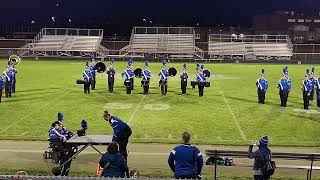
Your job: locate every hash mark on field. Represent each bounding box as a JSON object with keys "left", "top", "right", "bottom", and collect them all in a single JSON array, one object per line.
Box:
[
  {"left": 20, "top": 131, "right": 29, "bottom": 136},
  {"left": 0, "top": 92, "right": 70, "bottom": 134},
  {"left": 127, "top": 95, "right": 146, "bottom": 125},
  {"left": 213, "top": 81, "right": 247, "bottom": 141}
]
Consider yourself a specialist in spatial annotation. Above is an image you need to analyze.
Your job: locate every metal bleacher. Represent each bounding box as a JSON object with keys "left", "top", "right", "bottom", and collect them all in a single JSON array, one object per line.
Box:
[
  {"left": 18, "top": 28, "right": 109, "bottom": 57},
  {"left": 208, "top": 34, "right": 293, "bottom": 61},
  {"left": 120, "top": 27, "right": 204, "bottom": 59}
]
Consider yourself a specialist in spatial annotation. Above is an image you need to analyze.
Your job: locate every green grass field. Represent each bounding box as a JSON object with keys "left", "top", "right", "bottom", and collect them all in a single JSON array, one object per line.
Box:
[{"left": 0, "top": 59, "right": 320, "bottom": 147}]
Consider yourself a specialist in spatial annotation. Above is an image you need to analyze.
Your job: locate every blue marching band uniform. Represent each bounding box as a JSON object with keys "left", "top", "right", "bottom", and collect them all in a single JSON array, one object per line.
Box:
[
  {"left": 158, "top": 60, "right": 169, "bottom": 96},
  {"left": 0, "top": 74, "right": 4, "bottom": 103},
  {"left": 83, "top": 63, "right": 93, "bottom": 94},
  {"left": 278, "top": 67, "right": 291, "bottom": 107},
  {"left": 316, "top": 72, "right": 320, "bottom": 108},
  {"left": 256, "top": 69, "right": 268, "bottom": 104},
  {"left": 107, "top": 59, "right": 116, "bottom": 93},
  {"left": 180, "top": 64, "right": 188, "bottom": 95},
  {"left": 309, "top": 67, "right": 316, "bottom": 101},
  {"left": 302, "top": 69, "right": 313, "bottom": 110},
  {"left": 122, "top": 60, "right": 134, "bottom": 94},
  {"left": 89, "top": 59, "right": 96, "bottom": 90},
  {"left": 197, "top": 64, "right": 206, "bottom": 97},
  {"left": 141, "top": 61, "right": 151, "bottom": 95}
]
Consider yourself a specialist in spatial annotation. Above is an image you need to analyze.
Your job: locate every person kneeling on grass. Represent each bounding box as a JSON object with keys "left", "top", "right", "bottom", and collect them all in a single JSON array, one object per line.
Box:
[
  {"left": 168, "top": 132, "right": 204, "bottom": 179},
  {"left": 99, "top": 142, "right": 129, "bottom": 178}
]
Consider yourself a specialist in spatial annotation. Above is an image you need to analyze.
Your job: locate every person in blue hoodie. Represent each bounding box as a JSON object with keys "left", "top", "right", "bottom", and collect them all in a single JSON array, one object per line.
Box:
[
  {"left": 248, "top": 136, "right": 272, "bottom": 180},
  {"left": 99, "top": 142, "right": 129, "bottom": 178},
  {"left": 168, "top": 132, "right": 203, "bottom": 179},
  {"left": 103, "top": 110, "right": 132, "bottom": 158}
]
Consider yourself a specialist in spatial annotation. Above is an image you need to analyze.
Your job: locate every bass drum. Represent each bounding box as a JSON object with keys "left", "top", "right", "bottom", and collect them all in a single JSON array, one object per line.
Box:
[
  {"left": 203, "top": 70, "right": 211, "bottom": 78},
  {"left": 168, "top": 67, "right": 177, "bottom": 77},
  {"left": 134, "top": 68, "right": 143, "bottom": 78},
  {"left": 95, "top": 62, "right": 106, "bottom": 73}
]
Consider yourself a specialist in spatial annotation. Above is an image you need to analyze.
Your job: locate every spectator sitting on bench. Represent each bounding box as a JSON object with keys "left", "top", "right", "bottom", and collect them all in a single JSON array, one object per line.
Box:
[
  {"left": 99, "top": 142, "right": 129, "bottom": 178},
  {"left": 168, "top": 132, "right": 204, "bottom": 179}
]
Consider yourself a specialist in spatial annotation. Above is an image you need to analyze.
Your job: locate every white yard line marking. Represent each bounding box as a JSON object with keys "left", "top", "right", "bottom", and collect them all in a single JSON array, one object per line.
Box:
[
  {"left": 20, "top": 131, "right": 29, "bottom": 136},
  {"left": 214, "top": 80, "right": 247, "bottom": 140},
  {"left": 128, "top": 95, "right": 146, "bottom": 125},
  {"left": 0, "top": 92, "right": 70, "bottom": 134}
]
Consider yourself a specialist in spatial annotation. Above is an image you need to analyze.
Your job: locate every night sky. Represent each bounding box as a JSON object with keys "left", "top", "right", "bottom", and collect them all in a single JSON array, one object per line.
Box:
[{"left": 1, "top": 0, "right": 320, "bottom": 34}]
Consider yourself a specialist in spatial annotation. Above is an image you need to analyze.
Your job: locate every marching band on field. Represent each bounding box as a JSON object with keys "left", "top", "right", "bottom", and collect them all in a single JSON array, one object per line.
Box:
[{"left": 2, "top": 55, "right": 320, "bottom": 110}]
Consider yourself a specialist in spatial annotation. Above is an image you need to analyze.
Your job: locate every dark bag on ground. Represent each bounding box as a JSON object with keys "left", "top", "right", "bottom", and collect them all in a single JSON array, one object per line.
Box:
[{"left": 261, "top": 157, "right": 276, "bottom": 176}]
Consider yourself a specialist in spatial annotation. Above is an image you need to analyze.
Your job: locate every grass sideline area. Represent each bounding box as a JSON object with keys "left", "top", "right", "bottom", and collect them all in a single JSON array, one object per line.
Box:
[
  {"left": 0, "top": 59, "right": 320, "bottom": 147},
  {"left": 0, "top": 141, "right": 319, "bottom": 179}
]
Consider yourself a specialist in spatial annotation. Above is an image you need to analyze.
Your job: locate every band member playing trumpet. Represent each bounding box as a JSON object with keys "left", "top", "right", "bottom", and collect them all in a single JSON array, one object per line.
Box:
[
  {"left": 180, "top": 64, "right": 188, "bottom": 95},
  {"left": 158, "top": 60, "right": 169, "bottom": 96},
  {"left": 122, "top": 60, "right": 134, "bottom": 94},
  {"left": 107, "top": 59, "right": 116, "bottom": 93},
  {"left": 83, "top": 63, "right": 93, "bottom": 94},
  {"left": 141, "top": 61, "right": 151, "bottom": 95},
  {"left": 197, "top": 65, "right": 206, "bottom": 97}
]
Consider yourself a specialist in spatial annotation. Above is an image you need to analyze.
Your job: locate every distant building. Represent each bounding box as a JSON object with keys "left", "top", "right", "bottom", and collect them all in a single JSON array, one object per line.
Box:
[{"left": 253, "top": 11, "right": 320, "bottom": 43}]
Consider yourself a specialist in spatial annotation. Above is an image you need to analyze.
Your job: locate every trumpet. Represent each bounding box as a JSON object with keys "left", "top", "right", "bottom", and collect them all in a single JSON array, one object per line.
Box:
[{"left": 8, "top": 54, "right": 21, "bottom": 67}]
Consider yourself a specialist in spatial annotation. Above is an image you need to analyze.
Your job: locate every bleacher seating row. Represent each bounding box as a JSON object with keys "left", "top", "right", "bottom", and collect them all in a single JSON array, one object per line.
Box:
[
  {"left": 208, "top": 42, "right": 292, "bottom": 58},
  {"left": 32, "top": 35, "right": 102, "bottom": 51},
  {"left": 130, "top": 34, "right": 194, "bottom": 53}
]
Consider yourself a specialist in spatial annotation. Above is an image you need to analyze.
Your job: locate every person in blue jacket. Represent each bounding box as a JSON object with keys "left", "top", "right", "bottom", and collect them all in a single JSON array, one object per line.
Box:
[
  {"left": 316, "top": 71, "right": 320, "bottom": 108},
  {"left": 107, "top": 59, "right": 116, "bottom": 93},
  {"left": 3, "top": 67, "right": 13, "bottom": 98},
  {"left": 309, "top": 67, "right": 316, "bottom": 101},
  {"left": 256, "top": 69, "right": 268, "bottom": 104},
  {"left": 103, "top": 110, "right": 132, "bottom": 158},
  {"left": 0, "top": 75, "right": 5, "bottom": 103},
  {"left": 99, "top": 142, "right": 129, "bottom": 178},
  {"left": 168, "top": 132, "right": 203, "bottom": 179},
  {"left": 158, "top": 59, "right": 169, "bottom": 96},
  {"left": 90, "top": 59, "right": 97, "bottom": 90}
]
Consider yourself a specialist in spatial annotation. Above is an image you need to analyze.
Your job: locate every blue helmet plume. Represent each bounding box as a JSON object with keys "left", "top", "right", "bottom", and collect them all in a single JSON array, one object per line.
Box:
[
  {"left": 81, "top": 120, "right": 88, "bottom": 129},
  {"left": 57, "top": 112, "right": 63, "bottom": 121}
]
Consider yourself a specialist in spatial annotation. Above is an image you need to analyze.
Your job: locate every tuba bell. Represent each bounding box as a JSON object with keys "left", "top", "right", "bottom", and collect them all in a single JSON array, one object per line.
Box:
[{"left": 8, "top": 55, "right": 21, "bottom": 67}]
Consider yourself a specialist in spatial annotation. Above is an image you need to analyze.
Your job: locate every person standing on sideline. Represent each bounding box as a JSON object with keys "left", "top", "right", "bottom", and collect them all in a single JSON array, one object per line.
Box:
[
  {"left": 168, "top": 132, "right": 203, "bottom": 179},
  {"left": 103, "top": 110, "right": 132, "bottom": 159},
  {"left": 248, "top": 136, "right": 272, "bottom": 180},
  {"left": 180, "top": 64, "right": 188, "bottom": 95},
  {"left": 277, "top": 67, "right": 291, "bottom": 107},
  {"left": 107, "top": 59, "right": 116, "bottom": 93},
  {"left": 256, "top": 69, "right": 268, "bottom": 104}
]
